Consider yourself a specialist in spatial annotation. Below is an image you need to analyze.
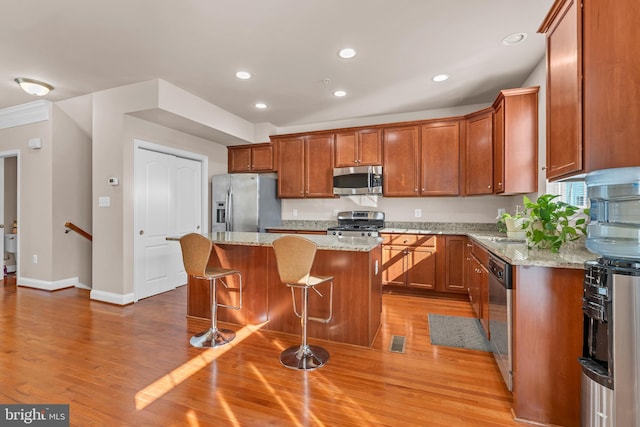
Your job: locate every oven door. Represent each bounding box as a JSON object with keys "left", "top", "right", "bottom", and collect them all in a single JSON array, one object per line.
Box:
[{"left": 488, "top": 273, "right": 513, "bottom": 391}]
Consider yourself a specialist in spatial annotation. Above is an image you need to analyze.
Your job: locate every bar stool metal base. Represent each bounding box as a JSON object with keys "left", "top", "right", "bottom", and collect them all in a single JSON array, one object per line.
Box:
[
  {"left": 189, "top": 328, "right": 236, "bottom": 348},
  {"left": 280, "top": 344, "right": 329, "bottom": 370}
]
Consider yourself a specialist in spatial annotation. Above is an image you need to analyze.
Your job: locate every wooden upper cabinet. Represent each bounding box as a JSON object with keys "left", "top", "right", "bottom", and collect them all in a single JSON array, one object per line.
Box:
[
  {"left": 420, "top": 120, "right": 460, "bottom": 196},
  {"left": 582, "top": 0, "right": 640, "bottom": 173},
  {"left": 334, "top": 129, "right": 381, "bottom": 167},
  {"left": 539, "top": 0, "right": 583, "bottom": 180},
  {"left": 228, "top": 143, "right": 275, "bottom": 173},
  {"left": 492, "top": 87, "right": 539, "bottom": 194},
  {"left": 382, "top": 126, "right": 420, "bottom": 196},
  {"left": 274, "top": 134, "right": 334, "bottom": 198},
  {"left": 304, "top": 134, "right": 335, "bottom": 197},
  {"left": 464, "top": 109, "right": 494, "bottom": 195},
  {"left": 275, "top": 137, "right": 305, "bottom": 197}
]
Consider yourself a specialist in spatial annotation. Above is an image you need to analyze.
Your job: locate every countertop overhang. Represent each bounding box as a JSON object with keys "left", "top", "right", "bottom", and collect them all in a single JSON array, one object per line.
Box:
[{"left": 168, "top": 231, "right": 382, "bottom": 252}]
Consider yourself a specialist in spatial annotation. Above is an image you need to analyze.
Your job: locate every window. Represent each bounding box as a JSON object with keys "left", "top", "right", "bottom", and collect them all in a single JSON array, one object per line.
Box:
[{"left": 546, "top": 181, "right": 588, "bottom": 208}]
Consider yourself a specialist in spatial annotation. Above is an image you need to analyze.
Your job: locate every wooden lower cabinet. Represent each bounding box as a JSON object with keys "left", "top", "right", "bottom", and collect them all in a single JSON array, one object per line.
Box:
[
  {"left": 512, "top": 266, "right": 583, "bottom": 426},
  {"left": 381, "top": 234, "right": 467, "bottom": 294},
  {"left": 444, "top": 235, "right": 466, "bottom": 293},
  {"left": 464, "top": 239, "right": 490, "bottom": 336}
]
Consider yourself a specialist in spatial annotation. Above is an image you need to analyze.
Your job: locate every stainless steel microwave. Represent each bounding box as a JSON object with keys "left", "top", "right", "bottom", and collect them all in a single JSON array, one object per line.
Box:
[{"left": 333, "top": 165, "right": 383, "bottom": 195}]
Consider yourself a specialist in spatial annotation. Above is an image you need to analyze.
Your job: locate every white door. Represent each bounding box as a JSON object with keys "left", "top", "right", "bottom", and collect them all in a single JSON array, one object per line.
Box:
[
  {"left": 173, "top": 156, "right": 202, "bottom": 286},
  {"left": 135, "top": 148, "right": 202, "bottom": 300}
]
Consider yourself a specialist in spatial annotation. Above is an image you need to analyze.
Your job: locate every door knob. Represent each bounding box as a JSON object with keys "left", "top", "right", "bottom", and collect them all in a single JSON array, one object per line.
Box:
[{"left": 139, "top": 230, "right": 144, "bottom": 235}]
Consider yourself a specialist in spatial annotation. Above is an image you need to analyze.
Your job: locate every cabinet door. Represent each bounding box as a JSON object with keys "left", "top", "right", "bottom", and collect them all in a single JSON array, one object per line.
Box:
[
  {"left": 276, "top": 137, "right": 305, "bottom": 198},
  {"left": 304, "top": 134, "right": 334, "bottom": 197},
  {"left": 583, "top": 0, "right": 640, "bottom": 172},
  {"left": 479, "top": 264, "right": 490, "bottom": 338},
  {"left": 493, "top": 101, "right": 505, "bottom": 193},
  {"left": 383, "top": 126, "right": 419, "bottom": 196},
  {"left": 334, "top": 132, "right": 358, "bottom": 167},
  {"left": 358, "top": 129, "right": 382, "bottom": 166},
  {"left": 444, "top": 236, "right": 466, "bottom": 293},
  {"left": 382, "top": 245, "right": 406, "bottom": 286},
  {"left": 465, "top": 111, "right": 494, "bottom": 195},
  {"left": 544, "top": 0, "right": 583, "bottom": 180},
  {"left": 494, "top": 88, "right": 539, "bottom": 194},
  {"left": 251, "top": 144, "right": 275, "bottom": 171},
  {"left": 420, "top": 121, "right": 460, "bottom": 196},
  {"left": 228, "top": 147, "right": 252, "bottom": 172},
  {"left": 406, "top": 246, "right": 436, "bottom": 289}
]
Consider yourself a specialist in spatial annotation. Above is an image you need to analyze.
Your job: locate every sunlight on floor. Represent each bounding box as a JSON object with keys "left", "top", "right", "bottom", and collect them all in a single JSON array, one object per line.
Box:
[{"left": 134, "top": 322, "right": 267, "bottom": 411}]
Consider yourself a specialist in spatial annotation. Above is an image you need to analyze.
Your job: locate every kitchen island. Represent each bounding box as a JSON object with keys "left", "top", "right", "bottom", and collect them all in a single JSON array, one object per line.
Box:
[{"left": 185, "top": 232, "right": 383, "bottom": 347}]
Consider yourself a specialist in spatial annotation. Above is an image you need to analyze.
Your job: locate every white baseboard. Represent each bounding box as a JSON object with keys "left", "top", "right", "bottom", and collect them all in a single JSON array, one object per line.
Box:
[
  {"left": 18, "top": 276, "right": 78, "bottom": 291},
  {"left": 75, "top": 282, "right": 91, "bottom": 290},
  {"left": 90, "top": 289, "right": 135, "bottom": 305}
]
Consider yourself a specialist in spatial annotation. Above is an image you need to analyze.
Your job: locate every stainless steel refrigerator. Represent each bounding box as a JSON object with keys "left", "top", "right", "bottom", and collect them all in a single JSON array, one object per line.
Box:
[{"left": 211, "top": 173, "right": 281, "bottom": 232}]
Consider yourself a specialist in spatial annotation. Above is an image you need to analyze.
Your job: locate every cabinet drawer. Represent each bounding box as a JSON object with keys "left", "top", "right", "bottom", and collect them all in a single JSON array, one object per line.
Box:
[
  {"left": 382, "top": 233, "right": 436, "bottom": 247},
  {"left": 471, "top": 242, "right": 489, "bottom": 266}
]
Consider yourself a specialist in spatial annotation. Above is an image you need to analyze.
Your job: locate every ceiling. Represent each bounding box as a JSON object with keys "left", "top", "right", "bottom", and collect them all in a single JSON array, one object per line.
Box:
[{"left": 1, "top": 0, "right": 553, "bottom": 130}]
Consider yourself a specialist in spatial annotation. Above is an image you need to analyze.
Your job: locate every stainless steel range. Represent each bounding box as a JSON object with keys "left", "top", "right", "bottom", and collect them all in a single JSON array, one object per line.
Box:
[{"left": 326, "top": 211, "right": 385, "bottom": 237}]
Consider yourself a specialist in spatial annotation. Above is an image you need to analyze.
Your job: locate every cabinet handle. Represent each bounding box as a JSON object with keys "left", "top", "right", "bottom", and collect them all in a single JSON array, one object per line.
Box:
[
  {"left": 466, "top": 244, "right": 473, "bottom": 247},
  {"left": 487, "top": 185, "right": 492, "bottom": 189},
  {"left": 498, "top": 182, "right": 502, "bottom": 187}
]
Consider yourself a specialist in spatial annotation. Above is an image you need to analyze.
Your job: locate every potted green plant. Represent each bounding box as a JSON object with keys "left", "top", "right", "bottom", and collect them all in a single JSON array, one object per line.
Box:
[
  {"left": 497, "top": 207, "right": 530, "bottom": 239},
  {"left": 522, "top": 194, "right": 589, "bottom": 253}
]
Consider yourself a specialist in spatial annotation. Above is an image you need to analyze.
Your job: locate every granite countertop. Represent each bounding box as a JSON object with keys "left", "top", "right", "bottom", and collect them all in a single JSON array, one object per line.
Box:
[
  {"left": 273, "top": 220, "right": 595, "bottom": 269},
  {"left": 468, "top": 234, "right": 595, "bottom": 269},
  {"left": 168, "top": 231, "right": 382, "bottom": 252}
]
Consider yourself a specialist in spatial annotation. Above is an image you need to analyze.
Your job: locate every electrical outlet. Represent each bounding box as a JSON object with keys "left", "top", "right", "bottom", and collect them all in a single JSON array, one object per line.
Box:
[
  {"left": 414, "top": 209, "right": 422, "bottom": 218},
  {"left": 292, "top": 209, "right": 298, "bottom": 217},
  {"left": 498, "top": 208, "right": 506, "bottom": 217},
  {"left": 32, "top": 254, "right": 38, "bottom": 264},
  {"left": 333, "top": 208, "right": 340, "bottom": 216}
]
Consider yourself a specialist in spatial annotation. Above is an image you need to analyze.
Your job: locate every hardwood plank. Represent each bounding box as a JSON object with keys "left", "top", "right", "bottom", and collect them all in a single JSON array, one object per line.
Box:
[{"left": 1, "top": 278, "right": 526, "bottom": 426}]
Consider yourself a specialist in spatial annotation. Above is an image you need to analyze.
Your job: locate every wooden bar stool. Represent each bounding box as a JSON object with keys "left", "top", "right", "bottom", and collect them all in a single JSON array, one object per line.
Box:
[
  {"left": 272, "top": 235, "right": 334, "bottom": 370},
  {"left": 179, "top": 233, "right": 242, "bottom": 348}
]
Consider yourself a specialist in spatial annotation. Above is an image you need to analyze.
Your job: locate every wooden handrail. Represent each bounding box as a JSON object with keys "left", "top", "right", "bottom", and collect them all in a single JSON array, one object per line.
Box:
[{"left": 64, "top": 222, "right": 92, "bottom": 241}]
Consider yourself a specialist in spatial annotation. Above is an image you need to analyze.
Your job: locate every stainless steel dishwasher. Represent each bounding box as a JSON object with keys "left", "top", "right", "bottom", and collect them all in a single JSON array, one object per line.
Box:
[{"left": 488, "top": 253, "right": 513, "bottom": 391}]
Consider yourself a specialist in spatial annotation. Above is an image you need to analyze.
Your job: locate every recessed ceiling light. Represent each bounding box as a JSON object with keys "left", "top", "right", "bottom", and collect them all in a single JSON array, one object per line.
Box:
[
  {"left": 235, "top": 71, "right": 252, "bottom": 80},
  {"left": 502, "top": 32, "right": 527, "bottom": 45},
  {"left": 432, "top": 74, "right": 449, "bottom": 82},
  {"left": 333, "top": 90, "right": 347, "bottom": 97},
  {"left": 338, "top": 48, "right": 357, "bottom": 59},
  {"left": 14, "top": 78, "right": 53, "bottom": 96},
  {"left": 255, "top": 102, "right": 267, "bottom": 109}
]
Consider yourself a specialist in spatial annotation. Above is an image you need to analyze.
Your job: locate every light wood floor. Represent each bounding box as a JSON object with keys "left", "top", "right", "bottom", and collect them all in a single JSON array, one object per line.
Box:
[{"left": 1, "top": 278, "right": 526, "bottom": 426}]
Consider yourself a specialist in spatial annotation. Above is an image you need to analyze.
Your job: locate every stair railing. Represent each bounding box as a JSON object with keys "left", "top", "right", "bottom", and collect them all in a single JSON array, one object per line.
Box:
[{"left": 64, "top": 222, "right": 92, "bottom": 241}]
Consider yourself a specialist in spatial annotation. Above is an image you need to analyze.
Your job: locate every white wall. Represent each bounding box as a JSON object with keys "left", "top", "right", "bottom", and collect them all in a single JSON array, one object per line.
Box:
[
  {"left": 52, "top": 104, "right": 92, "bottom": 286},
  {"left": 92, "top": 80, "right": 231, "bottom": 299}
]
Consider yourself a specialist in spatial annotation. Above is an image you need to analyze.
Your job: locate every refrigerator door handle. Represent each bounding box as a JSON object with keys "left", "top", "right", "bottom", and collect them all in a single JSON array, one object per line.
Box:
[{"left": 226, "top": 186, "right": 233, "bottom": 231}]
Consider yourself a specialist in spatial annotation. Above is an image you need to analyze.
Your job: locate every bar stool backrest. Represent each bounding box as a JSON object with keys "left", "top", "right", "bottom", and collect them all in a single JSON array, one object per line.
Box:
[
  {"left": 272, "top": 235, "right": 318, "bottom": 285},
  {"left": 179, "top": 233, "right": 213, "bottom": 278}
]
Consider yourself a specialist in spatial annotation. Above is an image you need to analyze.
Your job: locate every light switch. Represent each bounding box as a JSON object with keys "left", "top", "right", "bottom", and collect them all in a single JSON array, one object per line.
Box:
[{"left": 98, "top": 196, "right": 111, "bottom": 207}]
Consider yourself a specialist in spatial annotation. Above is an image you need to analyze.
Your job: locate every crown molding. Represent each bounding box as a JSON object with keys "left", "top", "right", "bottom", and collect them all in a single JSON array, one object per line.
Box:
[{"left": 0, "top": 100, "right": 51, "bottom": 130}]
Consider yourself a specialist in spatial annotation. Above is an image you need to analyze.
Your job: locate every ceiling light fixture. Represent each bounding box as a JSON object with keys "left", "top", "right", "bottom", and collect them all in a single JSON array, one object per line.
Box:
[
  {"left": 338, "top": 48, "right": 357, "bottom": 59},
  {"left": 502, "top": 32, "right": 527, "bottom": 46},
  {"left": 235, "top": 71, "right": 252, "bottom": 80},
  {"left": 15, "top": 78, "right": 53, "bottom": 96},
  {"left": 333, "top": 90, "right": 347, "bottom": 97},
  {"left": 255, "top": 102, "right": 267, "bottom": 109},
  {"left": 432, "top": 74, "right": 449, "bottom": 82}
]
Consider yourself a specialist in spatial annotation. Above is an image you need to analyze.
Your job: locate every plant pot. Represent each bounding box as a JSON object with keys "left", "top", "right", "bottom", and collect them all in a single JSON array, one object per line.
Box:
[{"left": 504, "top": 217, "right": 528, "bottom": 239}]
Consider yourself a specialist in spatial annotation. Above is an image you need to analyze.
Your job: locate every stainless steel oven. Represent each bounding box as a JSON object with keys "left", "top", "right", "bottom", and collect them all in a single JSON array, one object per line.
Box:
[{"left": 488, "top": 253, "right": 513, "bottom": 391}]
